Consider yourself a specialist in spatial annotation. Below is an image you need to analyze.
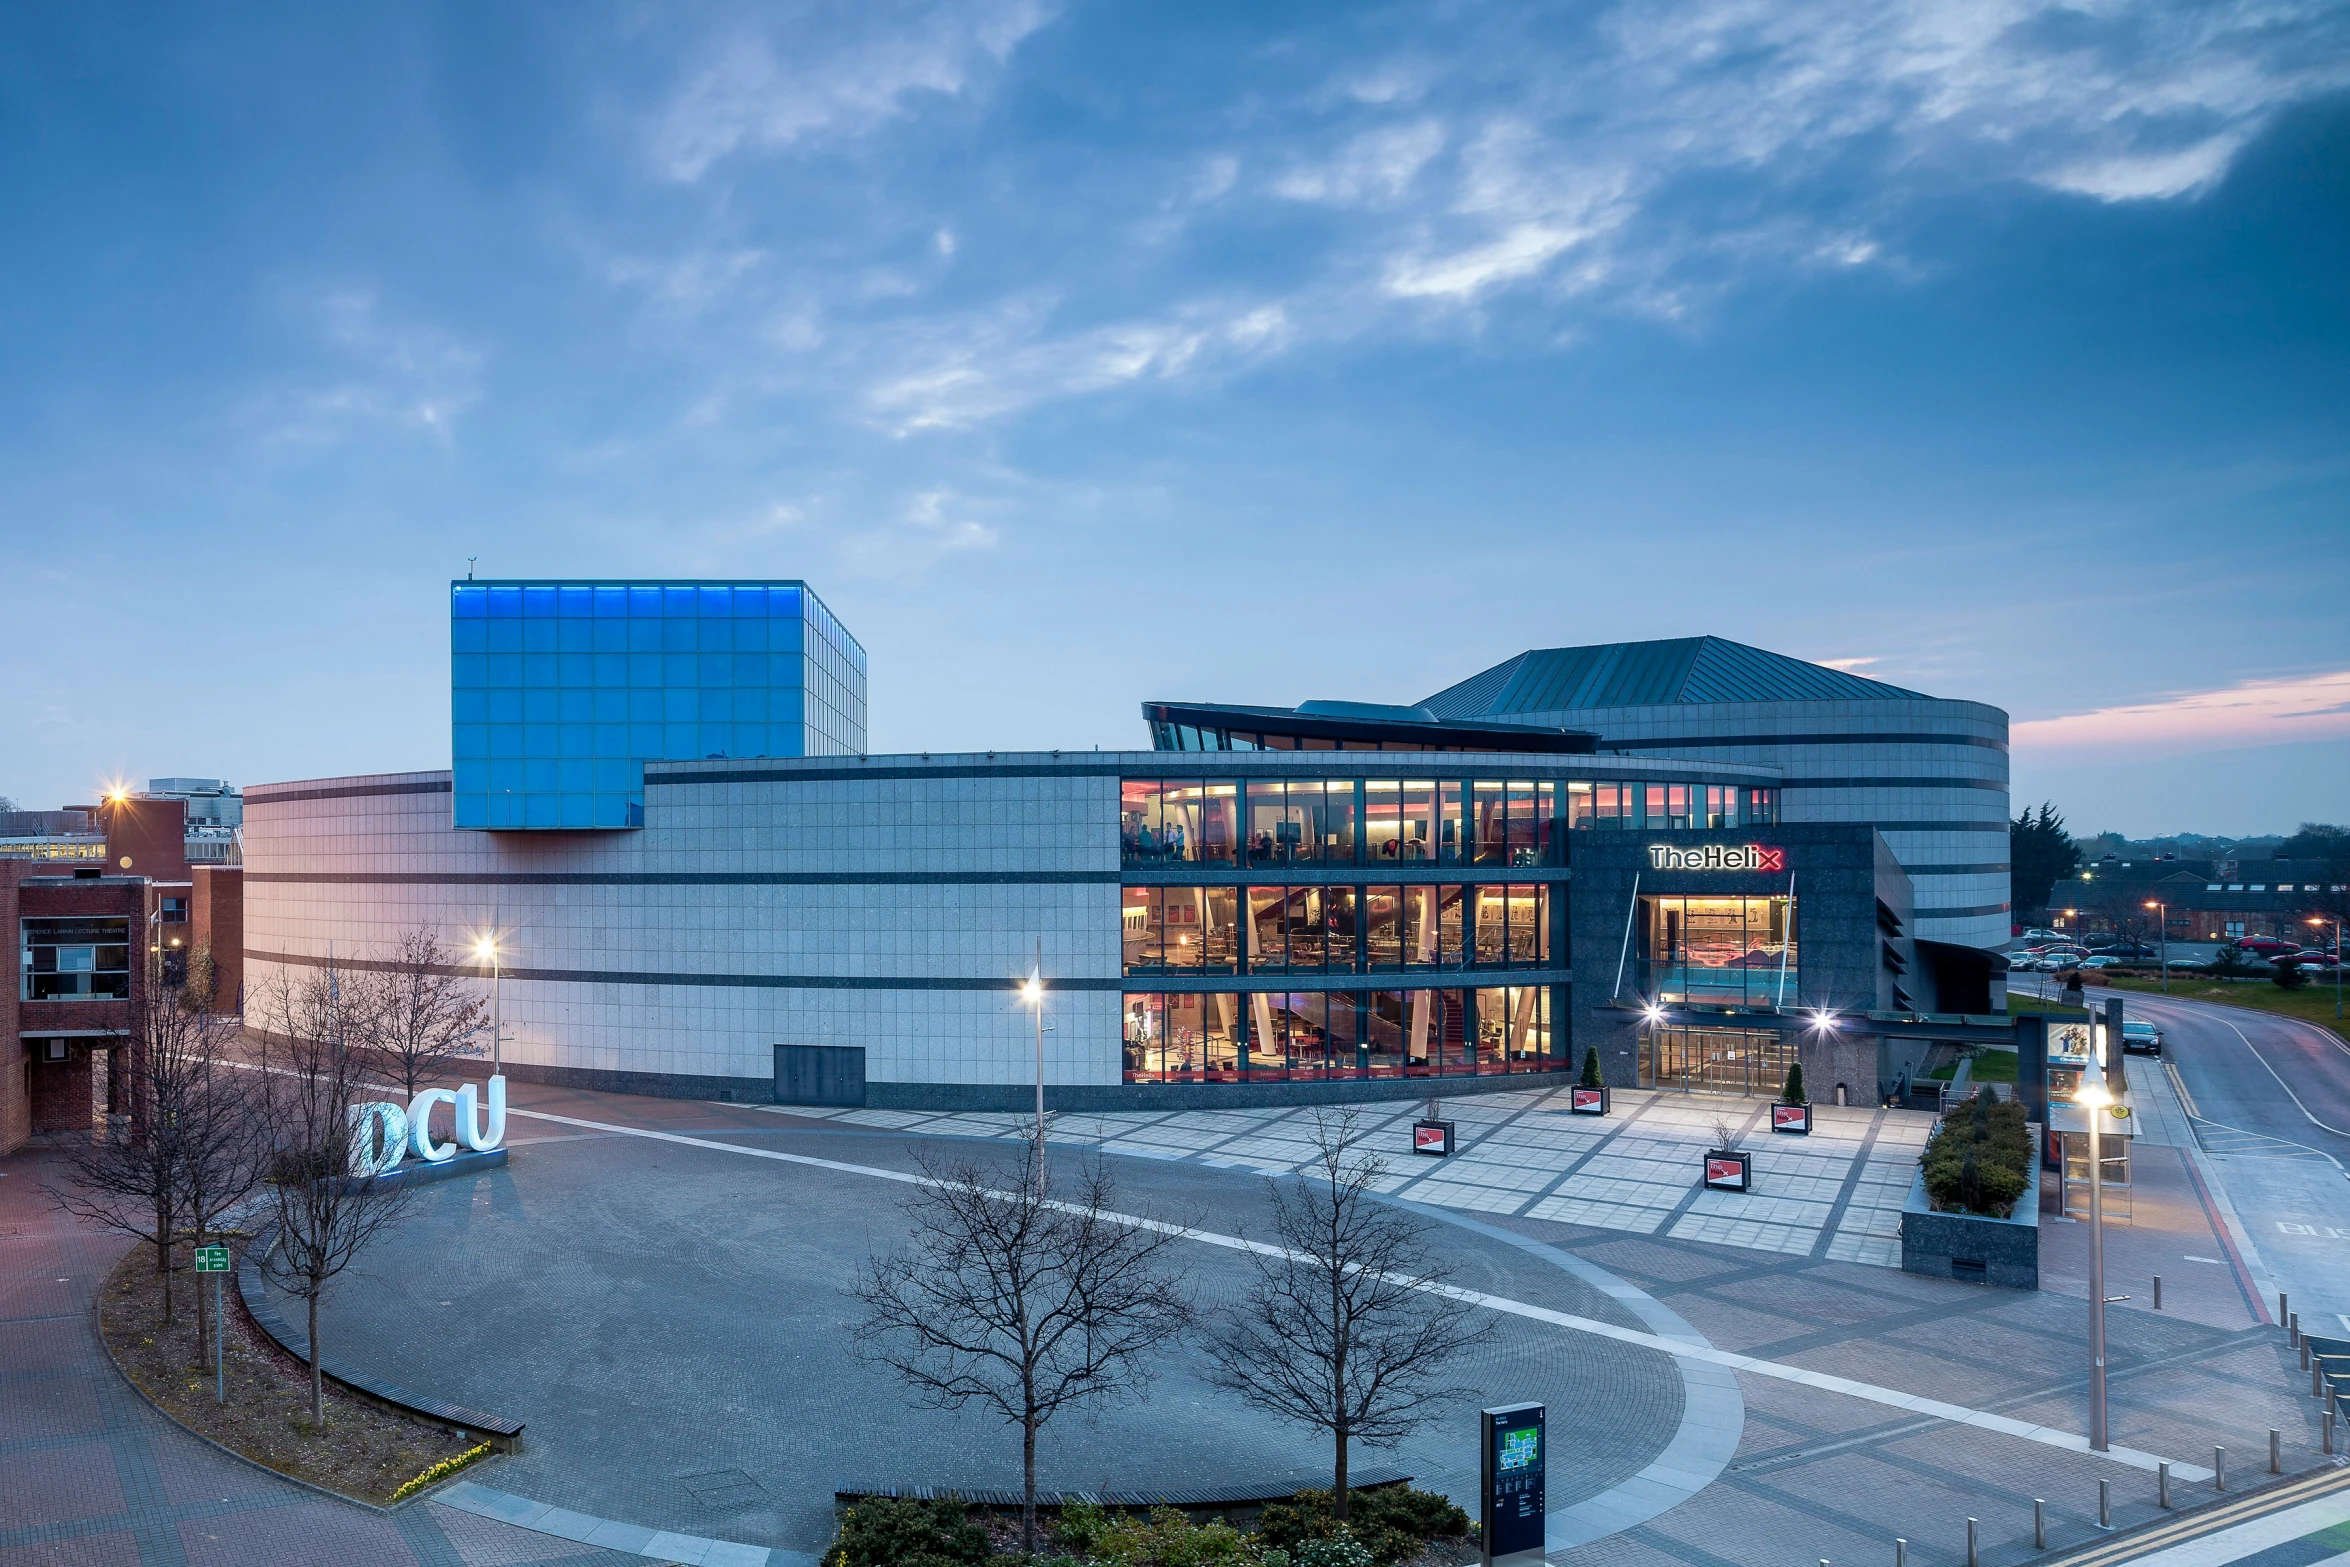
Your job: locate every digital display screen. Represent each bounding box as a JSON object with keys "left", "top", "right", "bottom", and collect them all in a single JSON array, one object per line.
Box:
[{"left": 1498, "top": 1427, "right": 1539, "bottom": 1471}]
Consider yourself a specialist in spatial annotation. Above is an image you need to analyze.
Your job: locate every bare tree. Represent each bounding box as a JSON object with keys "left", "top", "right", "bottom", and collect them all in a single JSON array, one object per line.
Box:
[
  {"left": 365, "top": 927, "right": 487, "bottom": 1098},
  {"left": 252, "top": 960, "right": 416, "bottom": 1426},
  {"left": 1206, "top": 1109, "right": 1494, "bottom": 1522},
  {"left": 54, "top": 976, "right": 264, "bottom": 1370},
  {"left": 851, "top": 1150, "right": 1192, "bottom": 1554}
]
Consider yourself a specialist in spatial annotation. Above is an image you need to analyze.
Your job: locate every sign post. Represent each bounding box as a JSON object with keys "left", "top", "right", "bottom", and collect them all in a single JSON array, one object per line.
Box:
[
  {"left": 1480, "top": 1402, "right": 1545, "bottom": 1567},
  {"left": 194, "top": 1244, "right": 231, "bottom": 1403}
]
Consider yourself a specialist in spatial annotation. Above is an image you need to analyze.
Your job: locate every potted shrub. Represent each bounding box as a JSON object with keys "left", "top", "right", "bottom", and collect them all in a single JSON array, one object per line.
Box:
[
  {"left": 1701, "top": 1113, "right": 1750, "bottom": 1192},
  {"left": 1570, "top": 1045, "right": 1609, "bottom": 1115},
  {"left": 1770, "top": 1060, "right": 1811, "bottom": 1135},
  {"left": 1412, "top": 1095, "right": 1455, "bottom": 1157}
]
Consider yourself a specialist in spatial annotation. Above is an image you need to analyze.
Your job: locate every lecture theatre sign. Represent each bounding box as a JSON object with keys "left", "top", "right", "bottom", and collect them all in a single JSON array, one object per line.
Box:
[{"left": 1646, "top": 843, "right": 1784, "bottom": 872}]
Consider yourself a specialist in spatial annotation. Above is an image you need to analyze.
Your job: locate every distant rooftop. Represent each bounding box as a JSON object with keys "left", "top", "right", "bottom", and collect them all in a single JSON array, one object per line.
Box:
[
  {"left": 1421, "top": 636, "right": 1927, "bottom": 718},
  {"left": 1141, "top": 700, "right": 1596, "bottom": 753}
]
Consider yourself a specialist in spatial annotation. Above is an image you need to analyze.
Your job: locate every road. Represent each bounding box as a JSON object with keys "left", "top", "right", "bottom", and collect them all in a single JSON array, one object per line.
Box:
[{"left": 2118, "top": 988, "right": 2350, "bottom": 1329}]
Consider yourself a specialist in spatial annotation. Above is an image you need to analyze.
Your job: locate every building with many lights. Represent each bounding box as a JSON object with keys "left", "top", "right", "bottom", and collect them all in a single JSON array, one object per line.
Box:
[{"left": 238, "top": 584, "right": 2010, "bottom": 1109}]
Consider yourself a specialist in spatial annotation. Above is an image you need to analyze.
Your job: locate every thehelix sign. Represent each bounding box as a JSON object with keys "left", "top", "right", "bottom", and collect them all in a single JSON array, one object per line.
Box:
[
  {"left": 1646, "top": 843, "right": 1784, "bottom": 872},
  {"left": 347, "top": 1076, "right": 508, "bottom": 1177}
]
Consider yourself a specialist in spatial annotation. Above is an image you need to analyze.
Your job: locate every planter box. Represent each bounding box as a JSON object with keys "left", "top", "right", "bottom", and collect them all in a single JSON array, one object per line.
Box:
[
  {"left": 1413, "top": 1119, "right": 1456, "bottom": 1157},
  {"left": 1900, "top": 1162, "right": 2040, "bottom": 1289},
  {"left": 1702, "top": 1151, "right": 1751, "bottom": 1192},
  {"left": 1570, "top": 1086, "right": 1610, "bottom": 1116},
  {"left": 1771, "top": 1102, "right": 1812, "bottom": 1135}
]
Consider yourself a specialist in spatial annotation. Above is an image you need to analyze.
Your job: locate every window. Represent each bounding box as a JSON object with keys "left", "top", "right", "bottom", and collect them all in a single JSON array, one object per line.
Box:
[
  {"left": 1139, "top": 884, "right": 1549, "bottom": 976},
  {"left": 1640, "top": 1026, "right": 1795, "bottom": 1096},
  {"left": 1640, "top": 895, "right": 1796, "bottom": 1008},
  {"left": 21, "top": 918, "right": 132, "bottom": 1001},
  {"left": 158, "top": 896, "right": 188, "bottom": 923},
  {"left": 1124, "top": 984, "right": 1560, "bottom": 1083}
]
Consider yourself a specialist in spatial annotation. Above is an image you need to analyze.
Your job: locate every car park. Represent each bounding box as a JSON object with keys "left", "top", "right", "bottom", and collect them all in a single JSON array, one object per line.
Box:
[
  {"left": 2237, "top": 936, "right": 2303, "bottom": 956},
  {"left": 2121, "top": 1019, "right": 2163, "bottom": 1055}
]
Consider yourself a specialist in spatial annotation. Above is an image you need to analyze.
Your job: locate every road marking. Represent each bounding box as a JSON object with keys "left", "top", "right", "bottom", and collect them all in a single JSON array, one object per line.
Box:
[
  {"left": 508, "top": 1104, "right": 2217, "bottom": 1483},
  {"left": 2275, "top": 1222, "right": 2350, "bottom": 1240},
  {"left": 2184, "top": 1255, "right": 2227, "bottom": 1265}
]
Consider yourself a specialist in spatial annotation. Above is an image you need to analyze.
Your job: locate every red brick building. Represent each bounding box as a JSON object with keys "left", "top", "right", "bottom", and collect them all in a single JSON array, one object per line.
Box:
[{"left": 2, "top": 863, "right": 149, "bottom": 1154}]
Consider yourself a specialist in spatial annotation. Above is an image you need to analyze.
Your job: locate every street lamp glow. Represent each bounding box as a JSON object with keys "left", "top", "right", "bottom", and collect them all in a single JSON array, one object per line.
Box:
[
  {"left": 474, "top": 936, "right": 497, "bottom": 962},
  {"left": 1022, "top": 974, "right": 1042, "bottom": 1005},
  {"left": 1808, "top": 1008, "right": 1839, "bottom": 1032},
  {"left": 1641, "top": 1002, "right": 1665, "bottom": 1024}
]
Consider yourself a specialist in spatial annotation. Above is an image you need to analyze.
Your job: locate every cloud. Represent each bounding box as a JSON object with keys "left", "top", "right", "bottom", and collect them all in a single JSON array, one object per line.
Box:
[
  {"left": 620, "top": 0, "right": 2350, "bottom": 430},
  {"left": 253, "top": 290, "right": 481, "bottom": 447},
  {"left": 1816, "top": 656, "right": 1880, "bottom": 672},
  {"left": 650, "top": 0, "right": 1056, "bottom": 181},
  {"left": 2013, "top": 669, "right": 2350, "bottom": 757}
]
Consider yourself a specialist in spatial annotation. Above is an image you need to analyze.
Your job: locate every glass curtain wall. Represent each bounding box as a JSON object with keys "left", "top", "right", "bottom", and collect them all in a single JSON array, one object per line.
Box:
[
  {"left": 1123, "top": 985, "right": 1555, "bottom": 1082},
  {"left": 1639, "top": 895, "right": 1798, "bottom": 1007},
  {"left": 1124, "top": 778, "right": 1564, "bottom": 867},
  {"left": 1125, "top": 885, "right": 1549, "bottom": 975}
]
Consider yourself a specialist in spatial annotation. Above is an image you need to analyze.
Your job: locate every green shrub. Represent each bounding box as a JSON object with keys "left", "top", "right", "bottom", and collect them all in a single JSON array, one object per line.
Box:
[
  {"left": 1780, "top": 1060, "right": 1805, "bottom": 1104},
  {"left": 1580, "top": 1046, "right": 1605, "bottom": 1087},
  {"left": 1259, "top": 1488, "right": 1468, "bottom": 1567},
  {"left": 825, "top": 1496, "right": 993, "bottom": 1567},
  {"left": 1920, "top": 1088, "right": 2033, "bottom": 1217},
  {"left": 1086, "top": 1507, "right": 1253, "bottom": 1567},
  {"left": 1055, "top": 1501, "right": 1111, "bottom": 1557},
  {"left": 2276, "top": 960, "right": 2309, "bottom": 991},
  {"left": 1294, "top": 1538, "right": 1373, "bottom": 1567}
]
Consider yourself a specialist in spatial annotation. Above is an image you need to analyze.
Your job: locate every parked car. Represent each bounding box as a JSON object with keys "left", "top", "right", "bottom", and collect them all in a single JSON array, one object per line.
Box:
[
  {"left": 2078, "top": 955, "right": 2122, "bottom": 969},
  {"left": 2237, "top": 936, "right": 2303, "bottom": 956},
  {"left": 2100, "top": 942, "right": 2160, "bottom": 959},
  {"left": 2279, "top": 951, "right": 2341, "bottom": 969},
  {"left": 2121, "top": 1019, "right": 2163, "bottom": 1056}
]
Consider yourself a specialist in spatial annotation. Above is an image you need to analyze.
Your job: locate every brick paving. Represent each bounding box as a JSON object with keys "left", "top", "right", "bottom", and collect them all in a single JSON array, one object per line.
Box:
[{"left": 0, "top": 1145, "right": 658, "bottom": 1567}]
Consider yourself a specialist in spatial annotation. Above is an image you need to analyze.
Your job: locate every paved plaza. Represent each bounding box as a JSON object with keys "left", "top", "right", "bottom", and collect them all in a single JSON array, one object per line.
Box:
[
  {"left": 784, "top": 1086, "right": 1936, "bottom": 1266},
  {"left": 7, "top": 1032, "right": 2341, "bottom": 1567}
]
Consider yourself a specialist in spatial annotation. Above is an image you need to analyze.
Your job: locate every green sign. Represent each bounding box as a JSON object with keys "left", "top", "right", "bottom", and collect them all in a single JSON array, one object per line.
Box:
[{"left": 193, "top": 1245, "right": 231, "bottom": 1273}]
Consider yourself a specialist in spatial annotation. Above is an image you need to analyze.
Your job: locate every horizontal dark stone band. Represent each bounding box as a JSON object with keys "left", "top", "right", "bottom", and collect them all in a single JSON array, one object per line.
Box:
[
  {"left": 245, "top": 870, "right": 1118, "bottom": 887},
  {"left": 1866, "top": 822, "right": 2012, "bottom": 835},
  {"left": 1911, "top": 901, "right": 2014, "bottom": 919},
  {"left": 248, "top": 948, "right": 1122, "bottom": 991},
  {"left": 246, "top": 779, "right": 453, "bottom": 807},
  {"left": 1602, "top": 732, "right": 2007, "bottom": 753},
  {"left": 1782, "top": 777, "right": 2009, "bottom": 792},
  {"left": 1902, "top": 864, "right": 2012, "bottom": 877}
]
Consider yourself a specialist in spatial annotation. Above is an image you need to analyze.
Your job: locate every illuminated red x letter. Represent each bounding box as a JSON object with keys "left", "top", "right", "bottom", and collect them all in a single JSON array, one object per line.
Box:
[{"left": 1756, "top": 848, "right": 1785, "bottom": 871}]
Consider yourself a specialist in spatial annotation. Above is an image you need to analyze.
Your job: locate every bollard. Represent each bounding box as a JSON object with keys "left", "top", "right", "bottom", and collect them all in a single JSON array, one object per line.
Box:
[
  {"left": 2307, "top": 1338, "right": 2315, "bottom": 1371},
  {"left": 2100, "top": 1478, "right": 2112, "bottom": 1529},
  {"left": 2215, "top": 1446, "right": 2227, "bottom": 1491},
  {"left": 2160, "top": 1461, "right": 2172, "bottom": 1507},
  {"left": 2272, "top": 1427, "right": 2282, "bottom": 1473},
  {"left": 2293, "top": 1310, "right": 2302, "bottom": 1347},
  {"left": 2034, "top": 1499, "right": 2046, "bottom": 1550},
  {"left": 1895, "top": 1540, "right": 1906, "bottom": 1567},
  {"left": 1966, "top": 1516, "right": 1979, "bottom": 1567},
  {"left": 2316, "top": 1362, "right": 2324, "bottom": 1395},
  {"left": 2327, "top": 1409, "right": 2336, "bottom": 1456},
  {"left": 2154, "top": 1274, "right": 2163, "bottom": 1311},
  {"left": 2282, "top": 1290, "right": 2289, "bottom": 1329}
]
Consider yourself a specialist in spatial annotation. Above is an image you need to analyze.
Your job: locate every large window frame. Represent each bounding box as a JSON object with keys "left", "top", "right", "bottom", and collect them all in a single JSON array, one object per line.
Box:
[
  {"left": 1122, "top": 984, "right": 1557, "bottom": 1083},
  {"left": 20, "top": 917, "right": 132, "bottom": 1001}
]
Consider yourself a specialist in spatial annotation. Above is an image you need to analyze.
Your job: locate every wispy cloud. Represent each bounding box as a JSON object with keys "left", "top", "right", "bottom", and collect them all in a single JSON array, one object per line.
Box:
[
  {"left": 2014, "top": 669, "right": 2350, "bottom": 756},
  {"left": 650, "top": 0, "right": 1056, "bottom": 181},
  {"left": 252, "top": 290, "right": 481, "bottom": 447}
]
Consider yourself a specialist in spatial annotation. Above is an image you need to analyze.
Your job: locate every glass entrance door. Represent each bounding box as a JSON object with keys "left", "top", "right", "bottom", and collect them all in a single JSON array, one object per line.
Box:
[{"left": 1641, "top": 1026, "right": 1797, "bottom": 1096}]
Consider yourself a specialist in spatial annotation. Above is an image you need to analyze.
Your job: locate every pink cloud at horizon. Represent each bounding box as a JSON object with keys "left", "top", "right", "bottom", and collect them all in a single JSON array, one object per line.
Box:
[{"left": 2011, "top": 668, "right": 2350, "bottom": 758}]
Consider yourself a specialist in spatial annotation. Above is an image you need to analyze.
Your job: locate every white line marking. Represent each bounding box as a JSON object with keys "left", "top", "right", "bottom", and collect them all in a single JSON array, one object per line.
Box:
[{"left": 510, "top": 1106, "right": 2214, "bottom": 1481}]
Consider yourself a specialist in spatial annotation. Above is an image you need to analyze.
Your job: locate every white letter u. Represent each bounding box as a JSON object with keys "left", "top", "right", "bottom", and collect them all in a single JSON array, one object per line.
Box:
[{"left": 455, "top": 1075, "right": 507, "bottom": 1152}]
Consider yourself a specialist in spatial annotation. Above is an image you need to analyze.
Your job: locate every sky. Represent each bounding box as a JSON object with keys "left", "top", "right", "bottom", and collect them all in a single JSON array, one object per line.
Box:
[{"left": 2, "top": 1, "right": 2346, "bottom": 839}]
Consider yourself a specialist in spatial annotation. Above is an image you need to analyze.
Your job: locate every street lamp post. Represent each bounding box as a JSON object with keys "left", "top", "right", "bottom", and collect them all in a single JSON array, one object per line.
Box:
[
  {"left": 1022, "top": 944, "right": 1046, "bottom": 1190},
  {"left": 2313, "top": 917, "right": 2344, "bottom": 1021},
  {"left": 2078, "top": 1034, "right": 2116, "bottom": 1452},
  {"left": 475, "top": 935, "right": 502, "bottom": 1074},
  {"left": 2147, "top": 902, "right": 2168, "bottom": 992}
]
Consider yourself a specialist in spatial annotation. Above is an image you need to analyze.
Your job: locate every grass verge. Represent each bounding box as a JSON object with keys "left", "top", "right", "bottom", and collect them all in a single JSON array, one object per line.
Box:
[
  {"left": 2099, "top": 974, "right": 2350, "bottom": 1046},
  {"left": 99, "top": 1235, "right": 479, "bottom": 1506}
]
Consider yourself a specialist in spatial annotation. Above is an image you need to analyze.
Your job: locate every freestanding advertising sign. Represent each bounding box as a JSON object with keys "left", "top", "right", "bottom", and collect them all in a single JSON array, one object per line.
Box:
[
  {"left": 1413, "top": 1119, "right": 1456, "bottom": 1157},
  {"left": 1569, "top": 1086, "right": 1609, "bottom": 1116},
  {"left": 1480, "top": 1402, "right": 1546, "bottom": 1566},
  {"left": 1770, "top": 1103, "right": 1811, "bottom": 1135}
]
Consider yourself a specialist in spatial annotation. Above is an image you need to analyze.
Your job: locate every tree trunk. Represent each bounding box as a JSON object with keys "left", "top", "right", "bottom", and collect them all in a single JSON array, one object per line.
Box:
[
  {"left": 157, "top": 1215, "right": 174, "bottom": 1327},
  {"left": 1334, "top": 1425, "right": 1350, "bottom": 1522},
  {"left": 1022, "top": 1414, "right": 1039, "bottom": 1556},
  {"left": 307, "top": 1291, "right": 325, "bottom": 1427}
]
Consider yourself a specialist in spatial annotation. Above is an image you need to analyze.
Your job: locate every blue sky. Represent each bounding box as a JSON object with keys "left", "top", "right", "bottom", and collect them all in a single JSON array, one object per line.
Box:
[{"left": 3, "top": 2, "right": 2346, "bottom": 837}]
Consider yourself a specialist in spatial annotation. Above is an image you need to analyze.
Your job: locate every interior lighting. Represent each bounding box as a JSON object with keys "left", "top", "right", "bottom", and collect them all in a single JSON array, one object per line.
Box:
[{"left": 1641, "top": 1002, "right": 1665, "bottom": 1024}]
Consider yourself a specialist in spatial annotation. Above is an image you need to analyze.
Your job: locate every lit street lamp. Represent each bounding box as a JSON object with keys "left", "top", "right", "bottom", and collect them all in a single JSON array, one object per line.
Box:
[
  {"left": 474, "top": 933, "right": 502, "bottom": 1074},
  {"left": 2146, "top": 901, "right": 2168, "bottom": 992},
  {"left": 1021, "top": 950, "right": 1047, "bottom": 1187},
  {"left": 2312, "top": 917, "right": 2345, "bottom": 1021},
  {"left": 2076, "top": 1035, "right": 2117, "bottom": 1452}
]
